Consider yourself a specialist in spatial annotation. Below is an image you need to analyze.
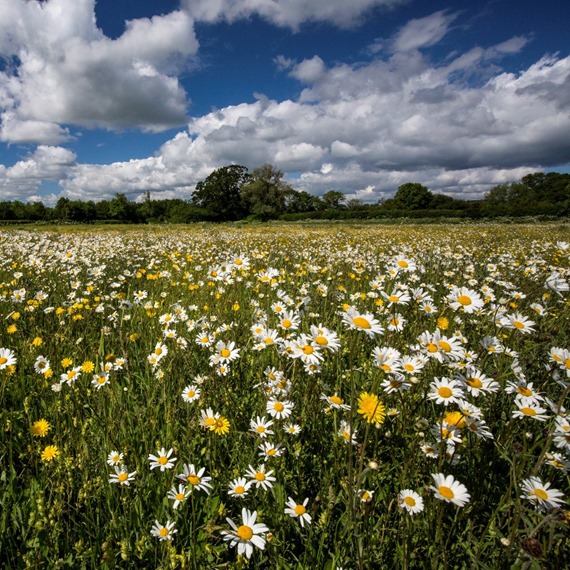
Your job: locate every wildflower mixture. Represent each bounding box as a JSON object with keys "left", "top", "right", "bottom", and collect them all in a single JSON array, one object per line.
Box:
[{"left": 1, "top": 224, "right": 569, "bottom": 568}]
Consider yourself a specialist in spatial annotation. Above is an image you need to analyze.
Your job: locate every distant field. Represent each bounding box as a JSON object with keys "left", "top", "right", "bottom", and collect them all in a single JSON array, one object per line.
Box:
[{"left": 1, "top": 223, "right": 569, "bottom": 568}]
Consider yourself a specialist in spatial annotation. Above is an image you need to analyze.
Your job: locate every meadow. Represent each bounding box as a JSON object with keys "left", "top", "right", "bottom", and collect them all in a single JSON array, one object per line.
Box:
[{"left": 1, "top": 222, "right": 569, "bottom": 569}]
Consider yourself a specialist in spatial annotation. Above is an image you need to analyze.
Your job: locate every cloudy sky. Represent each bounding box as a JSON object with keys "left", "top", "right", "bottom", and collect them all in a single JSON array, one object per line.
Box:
[{"left": 0, "top": 0, "right": 569, "bottom": 205}]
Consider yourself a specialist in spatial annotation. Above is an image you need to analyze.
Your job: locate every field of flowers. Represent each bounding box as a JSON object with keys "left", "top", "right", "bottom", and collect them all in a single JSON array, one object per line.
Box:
[{"left": 1, "top": 223, "right": 569, "bottom": 569}]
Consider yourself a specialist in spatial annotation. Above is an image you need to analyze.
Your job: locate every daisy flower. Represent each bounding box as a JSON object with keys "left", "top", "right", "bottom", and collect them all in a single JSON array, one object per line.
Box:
[
  {"left": 521, "top": 476, "right": 565, "bottom": 511},
  {"left": 285, "top": 497, "right": 312, "bottom": 527},
  {"left": 167, "top": 483, "right": 190, "bottom": 509},
  {"left": 181, "top": 384, "right": 201, "bottom": 403},
  {"left": 109, "top": 466, "right": 137, "bottom": 486},
  {"left": 92, "top": 372, "right": 110, "bottom": 390},
  {"left": 284, "top": 423, "right": 301, "bottom": 436},
  {"left": 500, "top": 313, "right": 536, "bottom": 334},
  {"left": 310, "top": 324, "right": 341, "bottom": 352},
  {"left": 398, "top": 490, "right": 424, "bottom": 515},
  {"left": 245, "top": 464, "right": 276, "bottom": 490},
  {"left": 200, "top": 408, "right": 218, "bottom": 429},
  {"left": 228, "top": 477, "right": 252, "bottom": 499},
  {"left": 0, "top": 348, "right": 16, "bottom": 370},
  {"left": 148, "top": 447, "right": 177, "bottom": 471},
  {"left": 338, "top": 420, "right": 357, "bottom": 445},
  {"left": 358, "top": 489, "right": 374, "bottom": 503},
  {"left": 221, "top": 508, "right": 269, "bottom": 560},
  {"left": 342, "top": 308, "right": 384, "bottom": 338},
  {"left": 320, "top": 393, "right": 350, "bottom": 411},
  {"left": 177, "top": 464, "right": 212, "bottom": 494},
  {"left": 266, "top": 398, "right": 294, "bottom": 419},
  {"left": 447, "top": 287, "right": 484, "bottom": 314},
  {"left": 151, "top": 520, "right": 177, "bottom": 541},
  {"left": 258, "top": 441, "right": 284, "bottom": 459},
  {"left": 512, "top": 402, "right": 550, "bottom": 422},
  {"left": 250, "top": 416, "right": 274, "bottom": 438},
  {"left": 107, "top": 451, "right": 124, "bottom": 466},
  {"left": 428, "top": 377, "right": 465, "bottom": 406},
  {"left": 430, "top": 473, "right": 470, "bottom": 507}
]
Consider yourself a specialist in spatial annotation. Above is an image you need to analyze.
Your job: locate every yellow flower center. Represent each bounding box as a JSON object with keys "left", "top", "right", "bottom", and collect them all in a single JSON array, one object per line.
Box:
[
  {"left": 118, "top": 472, "right": 128, "bottom": 483},
  {"left": 517, "top": 386, "right": 532, "bottom": 397},
  {"left": 314, "top": 335, "right": 328, "bottom": 346},
  {"left": 438, "top": 486, "right": 455, "bottom": 500},
  {"left": 397, "top": 260, "right": 409, "bottom": 268},
  {"left": 158, "top": 456, "right": 168, "bottom": 465},
  {"left": 159, "top": 528, "right": 169, "bottom": 537},
  {"left": 533, "top": 489, "right": 548, "bottom": 500},
  {"left": 176, "top": 493, "right": 185, "bottom": 500},
  {"left": 457, "top": 295, "right": 472, "bottom": 306},
  {"left": 235, "top": 259, "right": 243, "bottom": 265},
  {"left": 220, "top": 348, "right": 231, "bottom": 358},
  {"left": 255, "top": 472, "right": 266, "bottom": 481},
  {"left": 404, "top": 363, "right": 414, "bottom": 372},
  {"left": 235, "top": 485, "right": 245, "bottom": 494},
  {"left": 155, "top": 347, "right": 163, "bottom": 356},
  {"left": 438, "top": 387, "right": 453, "bottom": 398},
  {"left": 564, "top": 358, "right": 570, "bottom": 370},
  {"left": 237, "top": 525, "right": 253, "bottom": 541},
  {"left": 267, "top": 448, "right": 276, "bottom": 456},
  {"left": 404, "top": 496, "right": 416, "bottom": 507},
  {"left": 438, "top": 341, "right": 451, "bottom": 352},
  {"left": 467, "top": 377, "right": 482, "bottom": 388},
  {"left": 186, "top": 390, "right": 195, "bottom": 398},
  {"left": 201, "top": 337, "right": 209, "bottom": 344},
  {"left": 521, "top": 407, "right": 536, "bottom": 416},
  {"left": 388, "top": 295, "right": 399, "bottom": 303},
  {"left": 97, "top": 376, "right": 106, "bottom": 384},
  {"left": 513, "top": 321, "right": 525, "bottom": 330},
  {"left": 294, "top": 505, "right": 306, "bottom": 515},
  {"left": 352, "top": 316, "right": 371, "bottom": 329},
  {"left": 427, "top": 343, "right": 438, "bottom": 353},
  {"left": 188, "top": 474, "right": 200, "bottom": 486},
  {"left": 273, "top": 402, "right": 284, "bottom": 412},
  {"left": 330, "top": 395, "right": 343, "bottom": 405},
  {"left": 281, "top": 319, "right": 292, "bottom": 328},
  {"left": 303, "top": 345, "right": 314, "bottom": 355},
  {"left": 257, "top": 426, "right": 265, "bottom": 433},
  {"left": 205, "top": 417, "right": 215, "bottom": 426},
  {"left": 0, "top": 357, "right": 7, "bottom": 365}
]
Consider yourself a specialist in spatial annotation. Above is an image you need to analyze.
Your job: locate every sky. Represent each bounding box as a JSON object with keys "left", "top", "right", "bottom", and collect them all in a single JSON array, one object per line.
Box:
[{"left": 0, "top": 0, "right": 569, "bottom": 206}]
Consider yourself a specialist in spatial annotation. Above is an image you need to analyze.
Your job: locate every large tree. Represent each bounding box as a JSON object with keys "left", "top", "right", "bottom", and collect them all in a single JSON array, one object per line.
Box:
[
  {"left": 191, "top": 165, "right": 250, "bottom": 221},
  {"left": 240, "top": 163, "right": 292, "bottom": 220},
  {"left": 394, "top": 182, "right": 433, "bottom": 210}
]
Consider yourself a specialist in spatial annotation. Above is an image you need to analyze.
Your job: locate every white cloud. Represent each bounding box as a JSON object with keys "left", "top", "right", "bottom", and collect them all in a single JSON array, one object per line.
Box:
[
  {"left": 392, "top": 10, "right": 457, "bottom": 52},
  {"left": 0, "top": 0, "right": 197, "bottom": 143},
  {"left": 184, "top": 0, "right": 406, "bottom": 30}
]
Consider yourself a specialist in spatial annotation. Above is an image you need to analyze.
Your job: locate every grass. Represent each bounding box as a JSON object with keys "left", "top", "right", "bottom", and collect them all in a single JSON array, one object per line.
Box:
[{"left": 0, "top": 223, "right": 569, "bottom": 569}]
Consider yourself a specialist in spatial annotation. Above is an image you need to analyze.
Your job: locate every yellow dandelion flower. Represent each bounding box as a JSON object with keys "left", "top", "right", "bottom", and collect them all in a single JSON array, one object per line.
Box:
[
  {"left": 61, "top": 357, "right": 73, "bottom": 368},
  {"left": 41, "top": 445, "right": 59, "bottom": 462},
  {"left": 437, "top": 317, "right": 449, "bottom": 330},
  {"left": 213, "top": 416, "right": 230, "bottom": 436},
  {"left": 31, "top": 419, "right": 51, "bottom": 437},
  {"left": 32, "top": 337, "right": 43, "bottom": 347},
  {"left": 7, "top": 324, "right": 17, "bottom": 334},
  {"left": 357, "top": 392, "right": 386, "bottom": 425},
  {"left": 81, "top": 361, "right": 95, "bottom": 373}
]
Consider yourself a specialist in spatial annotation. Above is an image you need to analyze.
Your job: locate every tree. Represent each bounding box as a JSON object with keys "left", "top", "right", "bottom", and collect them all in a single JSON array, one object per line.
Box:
[
  {"left": 240, "top": 164, "right": 292, "bottom": 220},
  {"left": 321, "top": 190, "right": 345, "bottom": 209},
  {"left": 191, "top": 165, "right": 250, "bottom": 221},
  {"left": 394, "top": 183, "right": 433, "bottom": 210}
]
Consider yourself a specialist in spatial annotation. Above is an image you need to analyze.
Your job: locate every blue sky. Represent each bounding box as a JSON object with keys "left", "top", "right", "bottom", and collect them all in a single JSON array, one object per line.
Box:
[{"left": 0, "top": 0, "right": 569, "bottom": 205}]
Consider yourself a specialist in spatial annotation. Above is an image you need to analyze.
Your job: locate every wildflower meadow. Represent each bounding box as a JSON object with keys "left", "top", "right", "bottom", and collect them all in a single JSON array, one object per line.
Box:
[{"left": 1, "top": 222, "right": 569, "bottom": 569}]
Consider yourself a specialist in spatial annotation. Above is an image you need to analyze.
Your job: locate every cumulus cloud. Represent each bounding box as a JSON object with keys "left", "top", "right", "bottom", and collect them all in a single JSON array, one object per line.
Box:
[
  {"left": 184, "top": 0, "right": 406, "bottom": 30},
  {"left": 0, "top": 0, "right": 197, "bottom": 143},
  {"left": 1, "top": 4, "right": 569, "bottom": 204},
  {"left": 0, "top": 145, "right": 76, "bottom": 199}
]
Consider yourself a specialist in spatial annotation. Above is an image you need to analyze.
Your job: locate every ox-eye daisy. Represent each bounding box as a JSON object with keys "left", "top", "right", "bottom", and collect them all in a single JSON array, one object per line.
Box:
[
  {"left": 430, "top": 473, "right": 470, "bottom": 507},
  {"left": 221, "top": 508, "right": 269, "bottom": 559},
  {"left": 284, "top": 497, "right": 312, "bottom": 527}
]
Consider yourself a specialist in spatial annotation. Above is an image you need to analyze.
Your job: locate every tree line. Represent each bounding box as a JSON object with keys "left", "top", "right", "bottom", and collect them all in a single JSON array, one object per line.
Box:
[{"left": 1, "top": 166, "right": 569, "bottom": 224}]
